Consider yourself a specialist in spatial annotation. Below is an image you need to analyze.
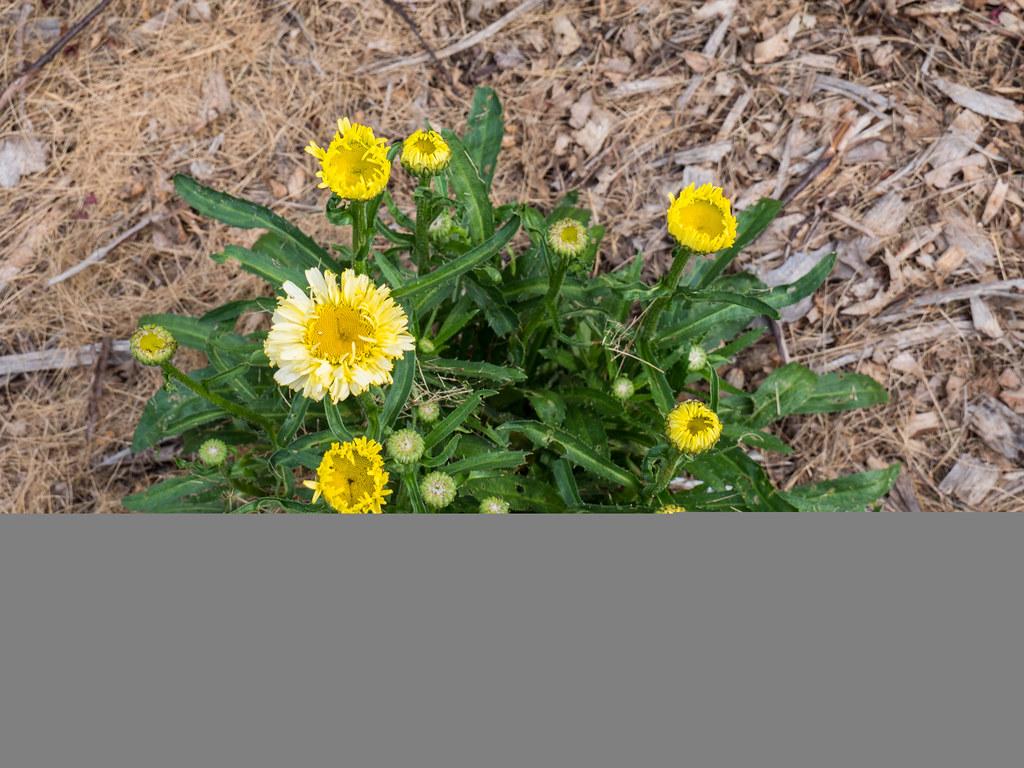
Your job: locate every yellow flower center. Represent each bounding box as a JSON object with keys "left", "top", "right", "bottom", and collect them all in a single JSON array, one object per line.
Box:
[
  {"left": 412, "top": 134, "right": 441, "bottom": 155},
  {"left": 560, "top": 226, "right": 580, "bottom": 244},
  {"left": 325, "top": 144, "right": 386, "bottom": 189},
  {"left": 138, "top": 332, "right": 168, "bottom": 354},
  {"left": 322, "top": 452, "right": 378, "bottom": 508},
  {"left": 687, "top": 415, "right": 714, "bottom": 436},
  {"left": 675, "top": 200, "right": 727, "bottom": 238},
  {"left": 305, "top": 303, "right": 373, "bottom": 363}
]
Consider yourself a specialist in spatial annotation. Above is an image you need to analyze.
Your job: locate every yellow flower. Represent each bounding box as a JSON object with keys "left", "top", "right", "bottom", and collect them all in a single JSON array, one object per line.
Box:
[
  {"left": 666, "top": 400, "right": 723, "bottom": 454},
  {"left": 547, "top": 218, "right": 589, "bottom": 258},
  {"left": 305, "top": 118, "right": 391, "bottom": 201},
  {"left": 305, "top": 438, "right": 391, "bottom": 514},
  {"left": 656, "top": 504, "right": 686, "bottom": 514},
  {"left": 265, "top": 267, "right": 415, "bottom": 403},
  {"left": 666, "top": 183, "right": 737, "bottom": 253},
  {"left": 400, "top": 129, "right": 451, "bottom": 176}
]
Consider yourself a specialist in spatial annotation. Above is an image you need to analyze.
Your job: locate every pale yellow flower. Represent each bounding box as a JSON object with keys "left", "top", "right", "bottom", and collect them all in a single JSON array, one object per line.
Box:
[
  {"left": 265, "top": 267, "right": 415, "bottom": 403},
  {"left": 547, "top": 218, "right": 589, "bottom": 258},
  {"left": 400, "top": 129, "right": 451, "bottom": 176}
]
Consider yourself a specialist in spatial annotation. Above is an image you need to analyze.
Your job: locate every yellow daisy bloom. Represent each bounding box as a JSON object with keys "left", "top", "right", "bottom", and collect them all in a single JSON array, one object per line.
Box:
[
  {"left": 656, "top": 504, "right": 687, "bottom": 514},
  {"left": 666, "top": 183, "right": 738, "bottom": 253},
  {"left": 305, "top": 118, "right": 391, "bottom": 201},
  {"left": 304, "top": 437, "right": 391, "bottom": 514},
  {"left": 547, "top": 218, "right": 589, "bottom": 258},
  {"left": 400, "top": 129, "right": 451, "bottom": 176},
  {"left": 265, "top": 267, "right": 415, "bottom": 403},
  {"left": 666, "top": 400, "right": 723, "bottom": 454}
]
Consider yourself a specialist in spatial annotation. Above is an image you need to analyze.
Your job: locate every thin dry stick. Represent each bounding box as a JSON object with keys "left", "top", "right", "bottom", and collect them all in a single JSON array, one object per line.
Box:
[
  {"left": 364, "top": 0, "right": 545, "bottom": 75},
  {"left": 0, "top": 0, "right": 113, "bottom": 113},
  {"left": 47, "top": 213, "right": 164, "bottom": 286},
  {"left": 379, "top": 0, "right": 452, "bottom": 85},
  {"left": 0, "top": 340, "right": 130, "bottom": 379}
]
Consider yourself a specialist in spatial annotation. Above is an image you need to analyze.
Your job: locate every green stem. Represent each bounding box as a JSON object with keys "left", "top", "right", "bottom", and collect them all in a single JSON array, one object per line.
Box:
[
  {"left": 647, "top": 451, "right": 686, "bottom": 504},
  {"left": 637, "top": 246, "right": 691, "bottom": 343},
  {"left": 413, "top": 178, "right": 431, "bottom": 269},
  {"left": 162, "top": 363, "right": 279, "bottom": 448},
  {"left": 351, "top": 200, "right": 370, "bottom": 272},
  {"left": 403, "top": 469, "right": 427, "bottom": 514}
]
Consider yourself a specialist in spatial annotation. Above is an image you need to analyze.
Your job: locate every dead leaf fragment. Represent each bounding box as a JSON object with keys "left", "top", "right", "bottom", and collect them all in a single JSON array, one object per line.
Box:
[
  {"left": 906, "top": 411, "right": 940, "bottom": 437},
  {"left": 931, "top": 76, "right": 1024, "bottom": 123},
  {"left": 968, "top": 396, "right": 1024, "bottom": 459},
  {"left": 939, "top": 455, "right": 1000, "bottom": 507},
  {"left": 198, "top": 69, "right": 233, "bottom": 128},
  {"left": 970, "top": 296, "right": 1002, "bottom": 338},
  {"left": 0, "top": 137, "right": 47, "bottom": 189},
  {"left": 754, "top": 32, "right": 789, "bottom": 64},
  {"left": 981, "top": 180, "right": 1009, "bottom": 225},
  {"left": 573, "top": 109, "right": 613, "bottom": 157},
  {"left": 552, "top": 16, "right": 582, "bottom": 57}
]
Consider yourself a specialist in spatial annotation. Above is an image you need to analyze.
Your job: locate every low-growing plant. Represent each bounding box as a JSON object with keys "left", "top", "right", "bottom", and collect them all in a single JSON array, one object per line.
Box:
[{"left": 124, "top": 88, "right": 898, "bottom": 513}]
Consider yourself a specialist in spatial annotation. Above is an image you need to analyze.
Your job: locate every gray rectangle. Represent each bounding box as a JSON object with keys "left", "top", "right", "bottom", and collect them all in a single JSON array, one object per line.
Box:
[{"left": 1, "top": 516, "right": 1022, "bottom": 768}]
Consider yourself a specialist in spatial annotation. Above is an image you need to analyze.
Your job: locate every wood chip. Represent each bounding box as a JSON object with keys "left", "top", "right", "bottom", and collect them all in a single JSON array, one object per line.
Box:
[
  {"left": 552, "top": 15, "right": 581, "bottom": 57},
  {"left": 573, "top": 109, "right": 613, "bottom": 156},
  {"left": 607, "top": 76, "right": 687, "bottom": 99},
  {"left": 672, "top": 141, "right": 733, "bottom": 166},
  {"left": 931, "top": 76, "right": 1024, "bottom": 123},
  {"left": 981, "top": 179, "right": 1010, "bottom": 225},
  {"left": 907, "top": 411, "right": 940, "bottom": 437},
  {"left": 754, "top": 32, "right": 789, "bottom": 64},
  {"left": 938, "top": 455, "right": 1000, "bottom": 507},
  {"left": 967, "top": 396, "right": 1024, "bottom": 460},
  {"left": 970, "top": 295, "right": 1003, "bottom": 338}
]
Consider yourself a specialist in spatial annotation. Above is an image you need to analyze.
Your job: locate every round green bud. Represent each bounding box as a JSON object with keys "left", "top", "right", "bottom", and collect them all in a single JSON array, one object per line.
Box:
[
  {"left": 429, "top": 210, "right": 456, "bottom": 243},
  {"left": 479, "top": 497, "right": 510, "bottom": 515},
  {"left": 417, "top": 337, "right": 436, "bottom": 355},
  {"left": 687, "top": 345, "right": 708, "bottom": 370},
  {"left": 130, "top": 324, "right": 177, "bottom": 366},
  {"left": 387, "top": 429, "right": 425, "bottom": 465},
  {"left": 612, "top": 376, "right": 635, "bottom": 401},
  {"left": 198, "top": 438, "right": 228, "bottom": 467},
  {"left": 421, "top": 471, "right": 457, "bottom": 509},
  {"left": 416, "top": 401, "right": 440, "bottom": 424}
]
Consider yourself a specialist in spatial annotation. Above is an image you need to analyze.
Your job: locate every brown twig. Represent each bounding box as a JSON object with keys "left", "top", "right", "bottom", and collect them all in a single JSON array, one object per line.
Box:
[
  {"left": 0, "top": 0, "right": 113, "bottom": 113},
  {"left": 379, "top": 0, "right": 452, "bottom": 86},
  {"left": 86, "top": 337, "right": 112, "bottom": 447}
]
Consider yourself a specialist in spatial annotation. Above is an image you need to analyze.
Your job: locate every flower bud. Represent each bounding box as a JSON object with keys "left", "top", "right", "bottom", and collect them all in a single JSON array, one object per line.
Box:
[
  {"left": 198, "top": 438, "right": 228, "bottom": 467},
  {"left": 547, "top": 218, "right": 589, "bottom": 259},
  {"left": 612, "top": 376, "right": 635, "bottom": 401},
  {"left": 387, "top": 429, "right": 425, "bottom": 465},
  {"left": 401, "top": 129, "right": 452, "bottom": 177},
  {"left": 421, "top": 471, "right": 457, "bottom": 509},
  {"left": 417, "top": 337, "right": 436, "bottom": 355},
  {"left": 416, "top": 401, "right": 440, "bottom": 424},
  {"left": 479, "top": 497, "right": 510, "bottom": 515},
  {"left": 687, "top": 345, "right": 708, "bottom": 370},
  {"left": 130, "top": 324, "right": 177, "bottom": 366}
]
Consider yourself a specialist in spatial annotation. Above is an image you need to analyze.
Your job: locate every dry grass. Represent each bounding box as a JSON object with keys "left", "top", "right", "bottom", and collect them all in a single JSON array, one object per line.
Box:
[{"left": 2, "top": 0, "right": 1022, "bottom": 512}]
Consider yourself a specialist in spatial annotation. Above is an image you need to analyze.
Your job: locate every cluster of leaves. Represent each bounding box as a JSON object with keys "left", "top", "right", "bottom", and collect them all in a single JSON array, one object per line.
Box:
[{"left": 125, "top": 87, "right": 897, "bottom": 512}]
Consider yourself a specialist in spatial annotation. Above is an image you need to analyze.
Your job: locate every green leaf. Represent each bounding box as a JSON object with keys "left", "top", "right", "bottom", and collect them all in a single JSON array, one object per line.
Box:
[
  {"left": 423, "top": 390, "right": 496, "bottom": 451},
  {"left": 461, "top": 476, "right": 565, "bottom": 512},
  {"left": 441, "top": 129, "right": 494, "bottom": 244},
  {"left": 778, "top": 464, "right": 900, "bottom": 511},
  {"left": 393, "top": 215, "right": 519, "bottom": 302},
  {"left": 324, "top": 400, "right": 355, "bottom": 441},
  {"left": 211, "top": 244, "right": 305, "bottom": 289},
  {"left": 278, "top": 394, "right": 310, "bottom": 445},
  {"left": 462, "top": 86, "right": 504, "bottom": 189},
  {"left": 232, "top": 497, "right": 314, "bottom": 514},
  {"left": 463, "top": 277, "right": 517, "bottom": 337},
  {"left": 551, "top": 459, "right": 583, "bottom": 507},
  {"left": 696, "top": 198, "right": 783, "bottom": 288},
  {"left": 423, "top": 357, "right": 526, "bottom": 384},
  {"left": 443, "top": 451, "right": 529, "bottom": 476},
  {"left": 174, "top": 174, "right": 329, "bottom": 266},
  {"left": 200, "top": 297, "right": 275, "bottom": 327},
  {"left": 659, "top": 252, "right": 835, "bottom": 348},
  {"left": 123, "top": 476, "right": 221, "bottom": 512},
  {"left": 749, "top": 363, "right": 818, "bottom": 428},
  {"left": 791, "top": 372, "right": 889, "bottom": 414},
  {"left": 431, "top": 295, "right": 478, "bottom": 347},
  {"left": 721, "top": 425, "right": 793, "bottom": 454},
  {"left": 525, "top": 390, "right": 567, "bottom": 426},
  {"left": 689, "top": 290, "right": 780, "bottom": 319},
  {"left": 251, "top": 230, "right": 324, "bottom": 273},
  {"left": 381, "top": 350, "right": 416, "bottom": 429},
  {"left": 270, "top": 430, "right": 334, "bottom": 469},
  {"left": 500, "top": 420, "right": 640, "bottom": 493}
]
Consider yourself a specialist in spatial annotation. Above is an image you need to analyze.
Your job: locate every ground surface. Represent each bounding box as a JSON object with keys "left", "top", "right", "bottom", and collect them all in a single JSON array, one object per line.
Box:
[{"left": 2, "top": 0, "right": 1023, "bottom": 512}]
